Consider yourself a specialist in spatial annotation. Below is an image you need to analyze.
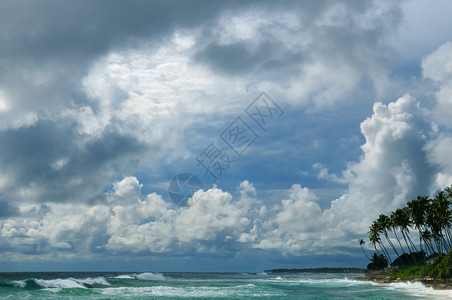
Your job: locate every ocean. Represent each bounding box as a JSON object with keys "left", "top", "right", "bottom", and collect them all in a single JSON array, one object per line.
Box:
[{"left": 0, "top": 271, "right": 451, "bottom": 299}]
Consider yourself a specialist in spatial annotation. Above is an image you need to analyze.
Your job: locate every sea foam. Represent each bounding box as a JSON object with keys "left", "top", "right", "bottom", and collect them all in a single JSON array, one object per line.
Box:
[
  {"left": 135, "top": 272, "right": 166, "bottom": 281},
  {"left": 113, "top": 274, "right": 135, "bottom": 279},
  {"left": 113, "top": 272, "right": 166, "bottom": 281},
  {"left": 77, "top": 277, "right": 111, "bottom": 286},
  {"left": 33, "top": 276, "right": 110, "bottom": 289},
  {"left": 34, "top": 278, "right": 86, "bottom": 289}
]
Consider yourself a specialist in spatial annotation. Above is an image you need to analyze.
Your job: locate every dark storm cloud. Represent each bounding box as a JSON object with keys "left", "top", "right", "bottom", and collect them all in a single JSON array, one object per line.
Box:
[
  {"left": 0, "top": 0, "right": 405, "bottom": 208},
  {"left": 0, "top": 0, "right": 244, "bottom": 205},
  {"left": 194, "top": 41, "right": 304, "bottom": 75},
  {"left": 0, "top": 0, "right": 310, "bottom": 62},
  {"left": 189, "top": 0, "right": 400, "bottom": 99},
  {"left": 0, "top": 120, "right": 147, "bottom": 204},
  {"left": 0, "top": 0, "right": 224, "bottom": 60},
  {"left": 0, "top": 0, "right": 402, "bottom": 207},
  {"left": 0, "top": 0, "right": 235, "bottom": 116},
  {"left": 0, "top": 0, "right": 317, "bottom": 206},
  {"left": 0, "top": 201, "right": 19, "bottom": 218}
]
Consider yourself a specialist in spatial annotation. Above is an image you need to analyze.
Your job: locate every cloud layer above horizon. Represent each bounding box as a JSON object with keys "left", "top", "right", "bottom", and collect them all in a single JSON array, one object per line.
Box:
[{"left": 1, "top": 0, "right": 452, "bottom": 270}]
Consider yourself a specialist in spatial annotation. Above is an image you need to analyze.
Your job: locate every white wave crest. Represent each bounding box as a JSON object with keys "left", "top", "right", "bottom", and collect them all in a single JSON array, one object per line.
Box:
[
  {"left": 135, "top": 272, "right": 166, "bottom": 281},
  {"left": 77, "top": 277, "right": 110, "bottom": 286},
  {"left": 382, "top": 281, "right": 452, "bottom": 299},
  {"left": 112, "top": 272, "right": 166, "bottom": 281},
  {"left": 33, "top": 276, "right": 110, "bottom": 289},
  {"left": 387, "top": 281, "right": 427, "bottom": 290},
  {"left": 114, "top": 274, "right": 135, "bottom": 279},
  {"left": 34, "top": 278, "right": 86, "bottom": 289}
]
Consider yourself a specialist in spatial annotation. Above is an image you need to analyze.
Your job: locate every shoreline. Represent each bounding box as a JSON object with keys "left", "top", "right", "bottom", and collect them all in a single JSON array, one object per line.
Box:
[{"left": 355, "top": 270, "right": 452, "bottom": 290}]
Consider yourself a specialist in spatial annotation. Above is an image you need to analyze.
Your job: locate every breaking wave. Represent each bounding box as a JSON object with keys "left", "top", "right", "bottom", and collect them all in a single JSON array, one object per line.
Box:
[
  {"left": 113, "top": 272, "right": 166, "bottom": 281},
  {"left": 0, "top": 276, "right": 111, "bottom": 290}
]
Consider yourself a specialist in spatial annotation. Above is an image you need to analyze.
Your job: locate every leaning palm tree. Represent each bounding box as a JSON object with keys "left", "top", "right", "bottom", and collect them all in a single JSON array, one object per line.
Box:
[
  {"left": 402, "top": 207, "right": 418, "bottom": 252},
  {"left": 377, "top": 214, "right": 400, "bottom": 260},
  {"left": 359, "top": 238, "right": 371, "bottom": 260},
  {"left": 427, "top": 195, "right": 450, "bottom": 254},
  {"left": 407, "top": 196, "right": 434, "bottom": 255},
  {"left": 368, "top": 224, "right": 380, "bottom": 254},
  {"left": 368, "top": 221, "right": 392, "bottom": 264},
  {"left": 395, "top": 208, "right": 418, "bottom": 253},
  {"left": 435, "top": 191, "right": 452, "bottom": 250},
  {"left": 422, "top": 229, "right": 435, "bottom": 255},
  {"left": 377, "top": 217, "right": 395, "bottom": 263}
]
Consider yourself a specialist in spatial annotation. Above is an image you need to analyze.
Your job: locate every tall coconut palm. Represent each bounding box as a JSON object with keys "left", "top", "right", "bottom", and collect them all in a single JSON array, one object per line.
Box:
[
  {"left": 407, "top": 196, "right": 434, "bottom": 255},
  {"left": 403, "top": 207, "right": 418, "bottom": 252},
  {"left": 361, "top": 185, "right": 452, "bottom": 270},
  {"left": 368, "top": 223, "right": 381, "bottom": 254},
  {"left": 376, "top": 214, "right": 400, "bottom": 259},
  {"left": 358, "top": 238, "right": 371, "bottom": 260},
  {"left": 395, "top": 208, "right": 418, "bottom": 253},
  {"left": 368, "top": 221, "right": 392, "bottom": 264},
  {"left": 376, "top": 215, "right": 398, "bottom": 262},
  {"left": 391, "top": 208, "right": 420, "bottom": 265},
  {"left": 435, "top": 191, "right": 452, "bottom": 250},
  {"left": 422, "top": 229, "right": 435, "bottom": 255},
  {"left": 427, "top": 195, "right": 450, "bottom": 253}
]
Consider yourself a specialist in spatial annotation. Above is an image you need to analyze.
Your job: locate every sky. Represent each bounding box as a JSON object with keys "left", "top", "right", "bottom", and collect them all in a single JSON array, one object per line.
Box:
[{"left": 1, "top": 0, "right": 452, "bottom": 272}]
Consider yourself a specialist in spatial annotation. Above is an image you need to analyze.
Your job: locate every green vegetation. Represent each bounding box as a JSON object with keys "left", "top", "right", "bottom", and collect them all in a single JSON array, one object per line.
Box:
[
  {"left": 366, "top": 253, "right": 389, "bottom": 271},
  {"left": 391, "top": 251, "right": 452, "bottom": 279},
  {"left": 391, "top": 265, "right": 422, "bottom": 279},
  {"left": 359, "top": 185, "right": 452, "bottom": 279}
]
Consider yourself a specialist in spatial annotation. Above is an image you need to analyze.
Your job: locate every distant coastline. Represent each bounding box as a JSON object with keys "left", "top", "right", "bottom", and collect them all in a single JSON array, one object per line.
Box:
[{"left": 264, "top": 267, "right": 365, "bottom": 273}]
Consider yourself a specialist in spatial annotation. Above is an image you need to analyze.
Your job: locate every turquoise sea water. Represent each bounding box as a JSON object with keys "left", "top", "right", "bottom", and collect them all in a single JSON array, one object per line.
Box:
[{"left": 1, "top": 271, "right": 451, "bottom": 299}]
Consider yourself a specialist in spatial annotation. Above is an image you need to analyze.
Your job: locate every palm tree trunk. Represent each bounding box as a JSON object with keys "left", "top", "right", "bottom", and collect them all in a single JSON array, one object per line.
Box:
[
  {"left": 361, "top": 246, "right": 371, "bottom": 260},
  {"left": 384, "top": 232, "right": 399, "bottom": 259},
  {"left": 392, "top": 229, "right": 405, "bottom": 254},
  {"left": 406, "top": 232, "right": 418, "bottom": 253},
  {"left": 444, "top": 227, "right": 452, "bottom": 250},
  {"left": 401, "top": 231, "right": 413, "bottom": 254},
  {"left": 378, "top": 241, "right": 392, "bottom": 265}
]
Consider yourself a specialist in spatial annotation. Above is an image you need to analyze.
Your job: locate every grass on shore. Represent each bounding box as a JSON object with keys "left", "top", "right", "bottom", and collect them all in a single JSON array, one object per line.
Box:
[{"left": 391, "top": 252, "right": 452, "bottom": 280}]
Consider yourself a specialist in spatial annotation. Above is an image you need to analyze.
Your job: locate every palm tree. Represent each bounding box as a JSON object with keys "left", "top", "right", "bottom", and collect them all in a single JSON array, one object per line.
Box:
[
  {"left": 377, "top": 216, "right": 396, "bottom": 263},
  {"left": 368, "top": 253, "right": 388, "bottom": 270},
  {"left": 403, "top": 207, "right": 418, "bottom": 252},
  {"left": 444, "top": 185, "right": 452, "bottom": 200},
  {"left": 360, "top": 185, "right": 452, "bottom": 271},
  {"left": 359, "top": 238, "right": 371, "bottom": 260},
  {"left": 368, "top": 223, "right": 381, "bottom": 254},
  {"left": 427, "top": 194, "right": 450, "bottom": 254},
  {"left": 435, "top": 191, "right": 452, "bottom": 250},
  {"left": 376, "top": 214, "right": 400, "bottom": 261},
  {"left": 422, "top": 229, "right": 435, "bottom": 255},
  {"left": 407, "top": 196, "right": 434, "bottom": 255},
  {"left": 368, "top": 221, "right": 392, "bottom": 264},
  {"left": 394, "top": 208, "right": 418, "bottom": 253}
]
